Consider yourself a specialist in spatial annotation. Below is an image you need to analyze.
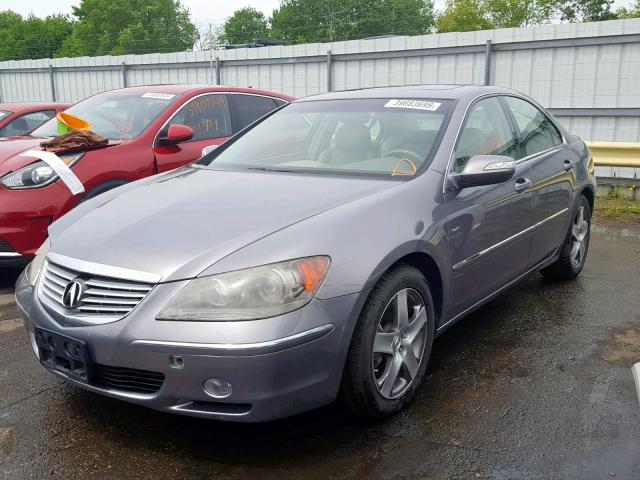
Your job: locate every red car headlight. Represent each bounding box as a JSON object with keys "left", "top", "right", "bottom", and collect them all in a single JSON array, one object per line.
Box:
[{"left": 0, "top": 153, "right": 84, "bottom": 189}]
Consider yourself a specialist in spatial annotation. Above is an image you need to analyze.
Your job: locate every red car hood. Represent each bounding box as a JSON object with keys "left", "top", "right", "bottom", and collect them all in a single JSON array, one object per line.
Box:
[
  {"left": 0, "top": 137, "right": 121, "bottom": 177},
  {"left": 0, "top": 138, "right": 45, "bottom": 176}
]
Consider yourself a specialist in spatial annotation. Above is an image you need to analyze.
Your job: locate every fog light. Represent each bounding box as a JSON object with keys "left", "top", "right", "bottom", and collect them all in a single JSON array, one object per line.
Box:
[{"left": 203, "top": 378, "right": 232, "bottom": 399}]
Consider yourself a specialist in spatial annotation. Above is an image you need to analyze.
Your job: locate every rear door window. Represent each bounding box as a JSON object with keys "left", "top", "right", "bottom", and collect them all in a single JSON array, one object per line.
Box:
[{"left": 232, "top": 95, "right": 280, "bottom": 130}]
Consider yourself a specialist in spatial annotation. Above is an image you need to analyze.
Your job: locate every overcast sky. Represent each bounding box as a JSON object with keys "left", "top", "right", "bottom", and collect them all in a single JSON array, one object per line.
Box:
[{"left": 6, "top": 0, "right": 635, "bottom": 27}]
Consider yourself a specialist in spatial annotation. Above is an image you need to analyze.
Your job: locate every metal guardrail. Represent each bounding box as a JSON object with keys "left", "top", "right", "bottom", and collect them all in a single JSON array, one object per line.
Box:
[{"left": 587, "top": 141, "right": 640, "bottom": 168}]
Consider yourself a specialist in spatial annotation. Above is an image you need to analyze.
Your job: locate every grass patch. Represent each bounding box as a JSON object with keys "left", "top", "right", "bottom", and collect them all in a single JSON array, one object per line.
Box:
[{"left": 594, "top": 195, "right": 640, "bottom": 223}]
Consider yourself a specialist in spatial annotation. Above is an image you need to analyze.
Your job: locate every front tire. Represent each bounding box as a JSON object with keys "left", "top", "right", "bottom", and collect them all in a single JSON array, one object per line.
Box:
[
  {"left": 340, "top": 265, "right": 435, "bottom": 419},
  {"left": 541, "top": 195, "right": 591, "bottom": 280}
]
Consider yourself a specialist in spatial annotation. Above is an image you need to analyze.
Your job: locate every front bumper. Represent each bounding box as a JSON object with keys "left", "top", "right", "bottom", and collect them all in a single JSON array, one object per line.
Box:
[
  {"left": 0, "top": 233, "right": 31, "bottom": 267},
  {"left": 0, "top": 252, "right": 31, "bottom": 268},
  {"left": 0, "top": 181, "right": 76, "bottom": 261},
  {"left": 15, "top": 270, "right": 363, "bottom": 422}
]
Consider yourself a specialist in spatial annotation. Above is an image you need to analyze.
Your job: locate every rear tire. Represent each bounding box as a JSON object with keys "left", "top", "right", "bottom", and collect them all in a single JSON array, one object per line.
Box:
[
  {"left": 340, "top": 265, "right": 435, "bottom": 420},
  {"left": 541, "top": 195, "right": 591, "bottom": 281}
]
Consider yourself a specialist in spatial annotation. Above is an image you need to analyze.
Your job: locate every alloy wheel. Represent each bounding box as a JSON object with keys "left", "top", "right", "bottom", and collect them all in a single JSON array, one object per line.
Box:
[
  {"left": 372, "top": 288, "right": 428, "bottom": 400},
  {"left": 570, "top": 205, "right": 589, "bottom": 269}
]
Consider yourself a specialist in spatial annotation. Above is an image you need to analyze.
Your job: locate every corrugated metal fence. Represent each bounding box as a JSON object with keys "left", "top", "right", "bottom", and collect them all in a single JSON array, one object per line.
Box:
[{"left": 1, "top": 18, "right": 640, "bottom": 143}]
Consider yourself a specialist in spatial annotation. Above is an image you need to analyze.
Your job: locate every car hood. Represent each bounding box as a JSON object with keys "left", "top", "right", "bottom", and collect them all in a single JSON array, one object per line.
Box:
[
  {"left": 49, "top": 166, "right": 399, "bottom": 282},
  {"left": 0, "top": 137, "right": 44, "bottom": 176},
  {"left": 0, "top": 137, "right": 122, "bottom": 177}
]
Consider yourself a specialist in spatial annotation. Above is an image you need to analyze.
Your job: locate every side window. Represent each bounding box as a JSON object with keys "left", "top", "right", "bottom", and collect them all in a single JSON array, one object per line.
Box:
[
  {"left": 165, "top": 94, "right": 232, "bottom": 141},
  {"left": 0, "top": 110, "right": 56, "bottom": 136},
  {"left": 233, "top": 95, "right": 279, "bottom": 130},
  {"left": 504, "top": 97, "right": 562, "bottom": 158},
  {"left": 454, "top": 97, "right": 517, "bottom": 173}
]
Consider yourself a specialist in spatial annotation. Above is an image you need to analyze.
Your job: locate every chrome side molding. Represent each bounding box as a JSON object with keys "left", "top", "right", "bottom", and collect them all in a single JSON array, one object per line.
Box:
[{"left": 452, "top": 208, "right": 569, "bottom": 272}]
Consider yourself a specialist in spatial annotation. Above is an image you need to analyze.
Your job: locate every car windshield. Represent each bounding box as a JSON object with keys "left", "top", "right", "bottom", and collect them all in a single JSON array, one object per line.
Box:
[
  {"left": 198, "top": 98, "right": 452, "bottom": 177},
  {"left": 0, "top": 110, "right": 11, "bottom": 120},
  {"left": 30, "top": 92, "right": 179, "bottom": 140}
]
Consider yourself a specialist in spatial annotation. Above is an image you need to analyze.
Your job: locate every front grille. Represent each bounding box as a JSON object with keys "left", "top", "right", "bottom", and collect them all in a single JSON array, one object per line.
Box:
[
  {"left": 92, "top": 364, "right": 165, "bottom": 394},
  {"left": 0, "top": 237, "right": 15, "bottom": 253},
  {"left": 38, "top": 260, "right": 154, "bottom": 322}
]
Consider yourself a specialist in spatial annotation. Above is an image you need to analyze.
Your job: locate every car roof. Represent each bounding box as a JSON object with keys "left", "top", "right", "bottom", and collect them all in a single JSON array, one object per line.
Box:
[
  {"left": 296, "top": 84, "right": 516, "bottom": 102},
  {"left": 104, "top": 84, "right": 294, "bottom": 101},
  {"left": 0, "top": 102, "right": 71, "bottom": 112}
]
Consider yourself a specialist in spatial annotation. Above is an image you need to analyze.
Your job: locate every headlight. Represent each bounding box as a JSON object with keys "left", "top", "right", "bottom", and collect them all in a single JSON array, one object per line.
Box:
[
  {"left": 157, "top": 256, "right": 330, "bottom": 321},
  {"left": 1, "top": 153, "right": 84, "bottom": 189},
  {"left": 27, "top": 238, "right": 51, "bottom": 286}
]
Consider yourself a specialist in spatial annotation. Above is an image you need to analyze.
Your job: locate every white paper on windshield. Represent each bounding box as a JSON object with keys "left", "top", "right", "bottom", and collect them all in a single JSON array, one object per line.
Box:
[
  {"left": 142, "top": 93, "right": 175, "bottom": 100},
  {"left": 20, "top": 150, "right": 85, "bottom": 196},
  {"left": 384, "top": 99, "right": 441, "bottom": 111}
]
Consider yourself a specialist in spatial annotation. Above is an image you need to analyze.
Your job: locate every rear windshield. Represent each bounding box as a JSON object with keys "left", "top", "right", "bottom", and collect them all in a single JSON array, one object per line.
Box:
[
  {"left": 198, "top": 98, "right": 452, "bottom": 178},
  {"left": 31, "top": 92, "right": 179, "bottom": 140},
  {"left": 0, "top": 110, "right": 10, "bottom": 120}
]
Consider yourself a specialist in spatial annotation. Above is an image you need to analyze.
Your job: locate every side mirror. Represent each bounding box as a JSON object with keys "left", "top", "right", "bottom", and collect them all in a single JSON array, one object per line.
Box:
[
  {"left": 457, "top": 155, "right": 515, "bottom": 188},
  {"left": 163, "top": 124, "right": 194, "bottom": 144}
]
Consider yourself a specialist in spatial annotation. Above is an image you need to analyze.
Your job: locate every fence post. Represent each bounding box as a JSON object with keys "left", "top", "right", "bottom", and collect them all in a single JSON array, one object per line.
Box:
[
  {"left": 215, "top": 56, "right": 221, "bottom": 85},
  {"left": 49, "top": 64, "right": 56, "bottom": 101},
  {"left": 326, "top": 50, "right": 332, "bottom": 92},
  {"left": 121, "top": 62, "right": 127, "bottom": 87},
  {"left": 484, "top": 40, "right": 492, "bottom": 86}
]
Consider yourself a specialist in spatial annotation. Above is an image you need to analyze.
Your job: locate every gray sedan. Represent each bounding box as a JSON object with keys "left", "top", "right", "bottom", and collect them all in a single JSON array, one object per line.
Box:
[{"left": 15, "top": 85, "right": 596, "bottom": 422}]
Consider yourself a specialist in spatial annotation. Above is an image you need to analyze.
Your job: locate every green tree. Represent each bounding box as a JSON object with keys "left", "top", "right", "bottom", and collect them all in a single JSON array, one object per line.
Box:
[
  {"left": 218, "top": 7, "right": 270, "bottom": 44},
  {"left": 485, "top": 0, "right": 555, "bottom": 27},
  {"left": 616, "top": 0, "right": 640, "bottom": 18},
  {"left": 56, "top": 0, "right": 198, "bottom": 57},
  {"left": 554, "top": 0, "right": 617, "bottom": 22},
  {"left": 0, "top": 11, "right": 73, "bottom": 61},
  {"left": 271, "top": 0, "right": 435, "bottom": 44},
  {"left": 436, "top": 0, "right": 493, "bottom": 32},
  {"left": 362, "top": 0, "right": 436, "bottom": 37},
  {"left": 0, "top": 11, "right": 23, "bottom": 60},
  {"left": 436, "top": 0, "right": 556, "bottom": 32}
]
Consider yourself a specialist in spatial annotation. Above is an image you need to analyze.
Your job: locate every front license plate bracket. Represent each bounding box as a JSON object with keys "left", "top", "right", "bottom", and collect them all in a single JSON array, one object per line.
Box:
[{"left": 35, "top": 327, "right": 91, "bottom": 383}]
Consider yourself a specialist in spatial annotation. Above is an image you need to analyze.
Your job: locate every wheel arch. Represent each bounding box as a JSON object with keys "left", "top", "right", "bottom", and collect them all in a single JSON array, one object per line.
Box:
[
  {"left": 393, "top": 252, "right": 444, "bottom": 325},
  {"left": 579, "top": 185, "right": 595, "bottom": 214}
]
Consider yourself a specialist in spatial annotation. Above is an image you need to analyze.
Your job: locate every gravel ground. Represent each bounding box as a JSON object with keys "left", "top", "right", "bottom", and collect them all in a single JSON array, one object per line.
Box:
[{"left": 1, "top": 219, "right": 639, "bottom": 480}]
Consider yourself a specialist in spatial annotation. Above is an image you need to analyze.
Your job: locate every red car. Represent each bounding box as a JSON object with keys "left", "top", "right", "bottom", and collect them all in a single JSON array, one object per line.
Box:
[
  {"left": 0, "top": 102, "right": 71, "bottom": 137},
  {"left": 0, "top": 85, "right": 293, "bottom": 267}
]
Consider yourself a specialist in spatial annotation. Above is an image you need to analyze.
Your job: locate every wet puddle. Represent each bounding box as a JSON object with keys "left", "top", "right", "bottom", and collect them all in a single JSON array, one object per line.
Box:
[
  {"left": 599, "top": 326, "right": 640, "bottom": 366},
  {"left": 0, "top": 318, "right": 23, "bottom": 333}
]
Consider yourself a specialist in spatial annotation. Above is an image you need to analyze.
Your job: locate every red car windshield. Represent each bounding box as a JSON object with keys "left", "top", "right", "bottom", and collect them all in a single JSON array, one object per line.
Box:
[
  {"left": 0, "top": 110, "right": 11, "bottom": 120},
  {"left": 31, "top": 92, "right": 179, "bottom": 140}
]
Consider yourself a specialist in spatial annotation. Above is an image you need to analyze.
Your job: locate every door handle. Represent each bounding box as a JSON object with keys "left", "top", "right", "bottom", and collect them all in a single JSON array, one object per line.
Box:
[
  {"left": 563, "top": 159, "right": 576, "bottom": 171},
  {"left": 514, "top": 177, "right": 531, "bottom": 193}
]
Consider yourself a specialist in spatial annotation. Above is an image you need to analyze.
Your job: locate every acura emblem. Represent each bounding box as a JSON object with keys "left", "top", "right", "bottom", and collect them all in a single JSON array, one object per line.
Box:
[{"left": 62, "top": 280, "right": 84, "bottom": 309}]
